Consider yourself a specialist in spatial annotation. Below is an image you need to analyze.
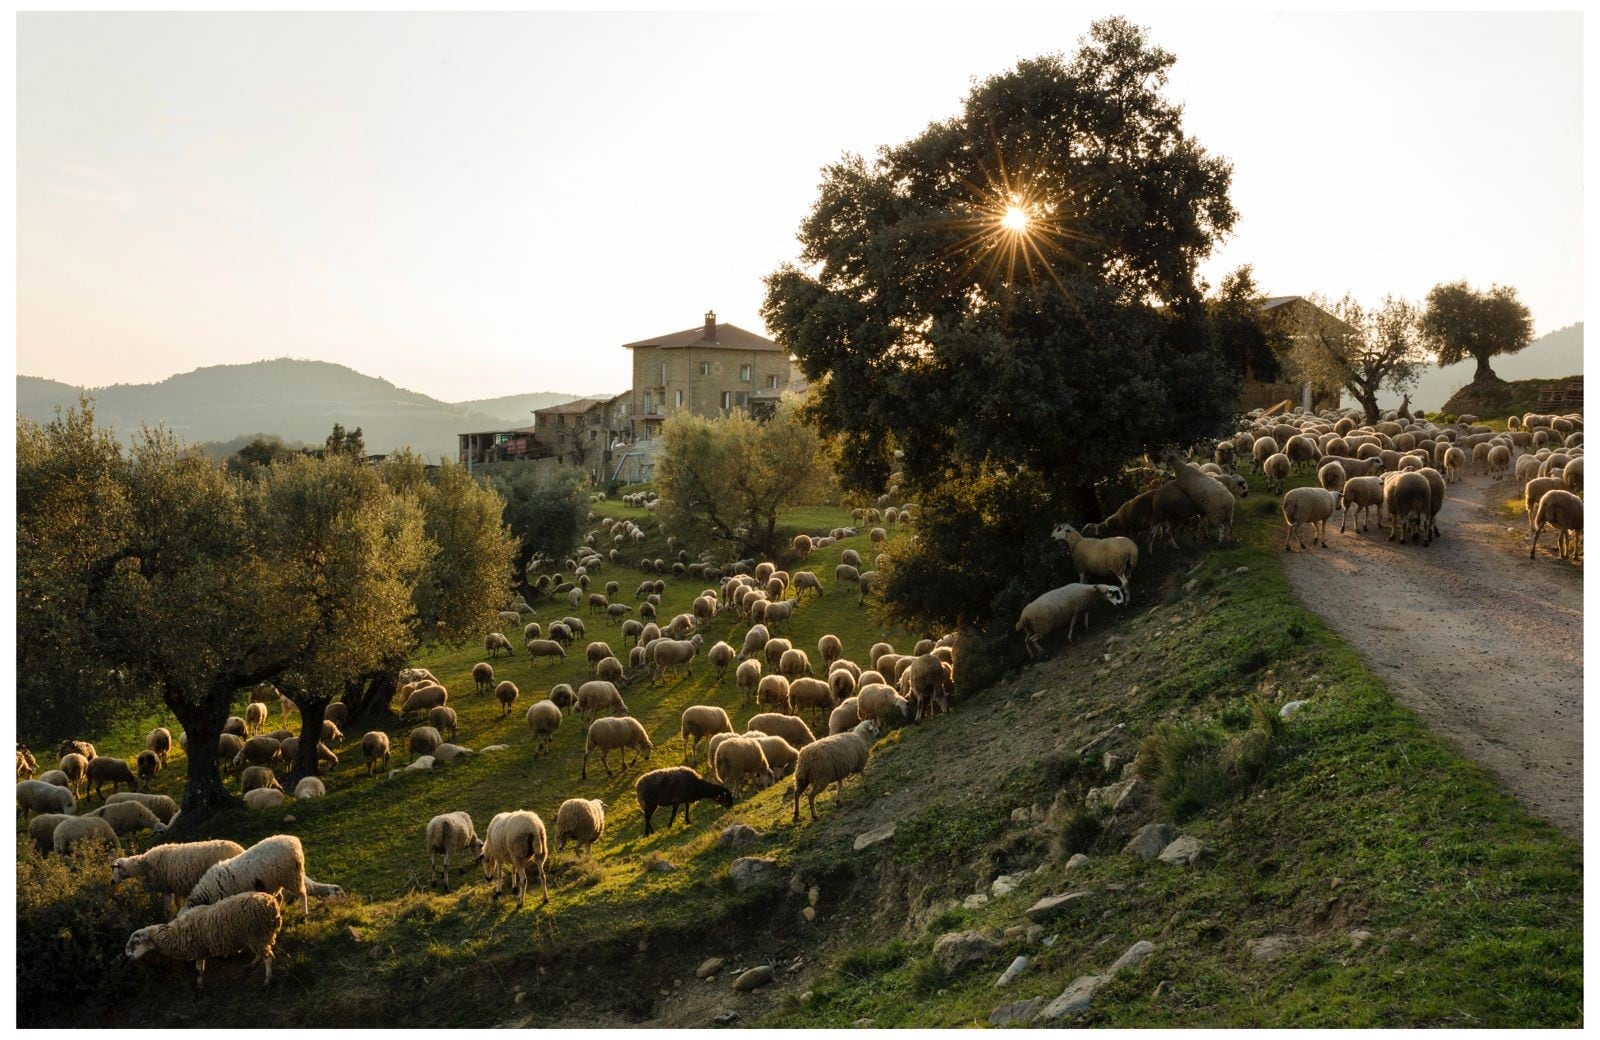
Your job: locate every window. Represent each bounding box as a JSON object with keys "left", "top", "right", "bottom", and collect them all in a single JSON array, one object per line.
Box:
[
  {"left": 736, "top": 391, "right": 750, "bottom": 407},
  {"left": 766, "top": 374, "right": 779, "bottom": 389},
  {"left": 675, "top": 390, "right": 684, "bottom": 408},
  {"left": 659, "top": 362, "right": 667, "bottom": 386},
  {"left": 739, "top": 364, "right": 751, "bottom": 382},
  {"left": 720, "top": 390, "right": 731, "bottom": 410},
  {"left": 699, "top": 362, "right": 711, "bottom": 376}
]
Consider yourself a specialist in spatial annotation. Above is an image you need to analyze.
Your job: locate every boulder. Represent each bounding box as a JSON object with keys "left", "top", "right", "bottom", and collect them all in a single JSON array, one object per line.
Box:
[
  {"left": 1085, "top": 777, "right": 1142, "bottom": 814},
  {"left": 853, "top": 822, "right": 896, "bottom": 851},
  {"left": 1109, "top": 940, "right": 1156, "bottom": 974},
  {"left": 1247, "top": 935, "right": 1307, "bottom": 962},
  {"left": 932, "top": 930, "right": 1002, "bottom": 973},
  {"left": 1123, "top": 822, "right": 1177, "bottom": 859},
  {"left": 728, "top": 857, "right": 779, "bottom": 891},
  {"left": 994, "top": 955, "right": 1029, "bottom": 988},
  {"left": 1065, "top": 853, "right": 1090, "bottom": 871},
  {"left": 1279, "top": 700, "right": 1309, "bottom": 719},
  {"left": 987, "top": 997, "right": 1044, "bottom": 1026},
  {"left": 1157, "top": 835, "right": 1213, "bottom": 868},
  {"left": 732, "top": 965, "right": 774, "bottom": 992},
  {"left": 696, "top": 957, "right": 725, "bottom": 979},
  {"left": 1037, "top": 974, "right": 1107, "bottom": 1022},
  {"left": 962, "top": 892, "right": 990, "bottom": 910},
  {"left": 717, "top": 824, "right": 762, "bottom": 849},
  {"left": 1024, "top": 890, "right": 1093, "bottom": 924}
]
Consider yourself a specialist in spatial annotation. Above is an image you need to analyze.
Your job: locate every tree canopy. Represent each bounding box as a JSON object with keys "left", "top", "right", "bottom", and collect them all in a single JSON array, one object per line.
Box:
[
  {"left": 655, "top": 397, "right": 832, "bottom": 560},
  {"left": 1287, "top": 294, "right": 1428, "bottom": 423},
  {"left": 1420, "top": 280, "right": 1534, "bottom": 383},
  {"left": 486, "top": 466, "right": 590, "bottom": 600},
  {"left": 761, "top": 17, "right": 1242, "bottom": 629}
]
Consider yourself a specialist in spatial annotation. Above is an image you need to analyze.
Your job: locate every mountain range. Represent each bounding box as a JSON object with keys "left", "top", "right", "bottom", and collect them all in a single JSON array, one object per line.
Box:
[{"left": 16, "top": 358, "right": 589, "bottom": 461}]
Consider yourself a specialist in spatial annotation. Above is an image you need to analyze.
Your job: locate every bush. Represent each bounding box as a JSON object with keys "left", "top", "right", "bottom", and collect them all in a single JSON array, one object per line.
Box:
[
  {"left": 1137, "top": 696, "right": 1284, "bottom": 819},
  {"left": 17, "top": 844, "right": 168, "bottom": 1022}
]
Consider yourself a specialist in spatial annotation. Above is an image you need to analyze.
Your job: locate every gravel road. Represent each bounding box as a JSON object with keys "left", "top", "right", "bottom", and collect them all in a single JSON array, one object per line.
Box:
[{"left": 1282, "top": 470, "right": 1583, "bottom": 837}]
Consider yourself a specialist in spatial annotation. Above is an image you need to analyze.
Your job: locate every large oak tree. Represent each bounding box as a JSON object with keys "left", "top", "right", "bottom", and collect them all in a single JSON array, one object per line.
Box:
[{"left": 1420, "top": 280, "right": 1534, "bottom": 383}]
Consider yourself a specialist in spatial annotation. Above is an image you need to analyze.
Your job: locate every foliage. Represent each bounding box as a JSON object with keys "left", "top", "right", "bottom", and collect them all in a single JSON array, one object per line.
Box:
[
  {"left": 223, "top": 434, "right": 303, "bottom": 476},
  {"left": 320, "top": 422, "right": 367, "bottom": 459},
  {"left": 1210, "top": 265, "right": 1287, "bottom": 383},
  {"left": 486, "top": 466, "right": 588, "bottom": 595},
  {"left": 762, "top": 18, "right": 1243, "bottom": 622},
  {"left": 1420, "top": 280, "right": 1535, "bottom": 383},
  {"left": 1284, "top": 293, "right": 1428, "bottom": 423},
  {"left": 655, "top": 397, "right": 832, "bottom": 559}
]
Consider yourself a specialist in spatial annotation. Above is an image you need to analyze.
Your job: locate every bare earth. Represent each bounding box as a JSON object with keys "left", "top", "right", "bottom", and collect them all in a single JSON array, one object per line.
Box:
[{"left": 1283, "top": 471, "right": 1583, "bottom": 837}]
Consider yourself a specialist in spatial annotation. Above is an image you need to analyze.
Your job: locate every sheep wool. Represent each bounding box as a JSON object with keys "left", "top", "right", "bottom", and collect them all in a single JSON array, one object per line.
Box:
[
  {"left": 554, "top": 798, "right": 606, "bottom": 857},
  {"left": 481, "top": 810, "right": 550, "bottom": 906},
  {"left": 792, "top": 720, "right": 880, "bottom": 824},
  {"left": 113, "top": 840, "right": 246, "bottom": 909},
  {"left": 1014, "top": 583, "right": 1125, "bottom": 659},
  {"left": 53, "top": 815, "right": 118, "bottom": 854},
  {"left": 183, "top": 834, "right": 309, "bottom": 918},
  {"left": 582, "top": 717, "right": 653, "bottom": 779},
  {"left": 106, "top": 791, "right": 180, "bottom": 824},
  {"left": 425, "top": 811, "right": 483, "bottom": 889},
  {"left": 125, "top": 891, "right": 282, "bottom": 990},
  {"left": 86, "top": 800, "right": 166, "bottom": 837}
]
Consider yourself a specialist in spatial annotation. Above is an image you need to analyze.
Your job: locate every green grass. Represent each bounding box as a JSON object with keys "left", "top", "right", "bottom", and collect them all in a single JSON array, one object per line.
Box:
[{"left": 23, "top": 473, "right": 1582, "bottom": 1027}]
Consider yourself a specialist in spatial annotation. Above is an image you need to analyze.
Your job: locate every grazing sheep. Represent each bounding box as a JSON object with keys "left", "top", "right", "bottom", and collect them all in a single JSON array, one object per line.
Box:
[
  {"left": 136, "top": 749, "right": 162, "bottom": 789},
  {"left": 125, "top": 890, "right": 283, "bottom": 991},
  {"left": 1014, "top": 583, "right": 1126, "bottom": 659},
  {"left": 634, "top": 767, "right": 734, "bottom": 836},
  {"left": 425, "top": 811, "right": 484, "bottom": 890},
  {"left": 763, "top": 637, "right": 794, "bottom": 671},
  {"left": 576, "top": 680, "right": 628, "bottom": 721},
  {"left": 525, "top": 701, "right": 563, "bottom": 755},
  {"left": 105, "top": 791, "right": 179, "bottom": 824},
  {"left": 554, "top": 798, "right": 606, "bottom": 858},
  {"left": 1445, "top": 446, "right": 1468, "bottom": 483},
  {"left": 1383, "top": 471, "right": 1433, "bottom": 545},
  {"left": 145, "top": 728, "right": 173, "bottom": 766},
  {"left": 582, "top": 716, "right": 654, "bottom": 779},
  {"left": 835, "top": 563, "right": 860, "bottom": 586},
  {"left": 245, "top": 702, "right": 269, "bottom": 736},
  {"left": 182, "top": 835, "right": 312, "bottom": 918},
  {"left": 778, "top": 647, "right": 814, "bottom": 681},
  {"left": 1339, "top": 475, "right": 1385, "bottom": 533},
  {"left": 1051, "top": 523, "right": 1140, "bottom": 603},
  {"left": 361, "top": 732, "right": 391, "bottom": 776},
  {"left": 112, "top": 839, "right": 246, "bottom": 911},
  {"left": 649, "top": 636, "right": 703, "bottom": 685},
  {"left": 792, "top": 720, "right": 881, "bottom": 824},
  {"left": 755, "top": 674, "right": 792, "bottom": 715},
  {"left": 239, "top": 765, "right": 281, "bottom": 794},
  {"left": 37, "top": 769, "right": 70, "bottom": 789},
  {"left": 827, "top": 668, "right": 857, "bottom": 705},
  {"left": 746, "top": 712, "right": 815, "bottom": 748},
  {"left": 856, "top": 683, "right": 911, "bottom": 728},
  {"left": 828, "top": 697, "right": 862, "bottom": 735},
  {"left": 739, "top": 624, "right": 771, "bottom": 661},
  {"left": 1530, "top": 489, "right": 1583, "bottom": 562},
  {"left": 595, "top": 656, "right": 626, "bottom": 685},
  {"left": 751, "top": 734, "right": 800, "bottom": 779},
  {"left": 680, "top": 706, "right": 734, "bottom": 762},
  {"left": 1562, "top": 456, "right": 1583, "bottom": 494},
  {"left": 1487, "top": 443, "right": 1512, "bottom": 480},
  {"left": 523, "top": 621, "right": 543, "bottom": 642},
  {"left": 409, "top": 726, "right": 443, "bottom": 763},
  {"left": 621, "top": 619, "right": 643, "bottom": 646},
  {"left": 52, "top": 814, "right": 117, "bottom": 854},
  {"left": 234, "top": 736, "right": 283, "bottom": 771},
  {"left": 86, "top": 756, "right": 139, "bottom": 800},
  {"left": 401, "top": 683, "right": 449, "bottom": 719},
  {"left": 792, "top": 571, "right": 824, "bottom": 600},
  {"left": 17, "top": 778, "right": 76, "bottom": 819},
  {"left": 428, "top": 706, "right": 458, "bottom": 741},
  {"left": 1081, "top": 488, "right": 1158, "bottom": 544},
  {"left": 479, "top": 810, "right": 550, "bottom": 906},
  {"left": 1317, "top": 460, "right": 1347, "bottom": 494},
  {"left": 325, "top": 703, "right": 348, "bottom": 732},
  {"left": 735, "top": 658, "right": 764, "bottom": 706},
  {"left": 473, "top": 662, "right": 495, "bottom": 695},
  {"left": 525, "top": 639, "right": 568, "bottom": 664},
  {"left": 713, "top": 737, "right": 775, "bottom": 797},
  {"left": 1282, "top": 486, "right": 1343, "bottom": 551},
  {"left": 495, "top": 680, "right": 521, "bottom": 718},
  {"left": 243, "top": 789, "right": 287, "bottom": 811},
  {"left": 293, "top": 776, "right": 326, "bottom": 799},
  {"left": 87, "top": 799, "right": 167, "bottom": 838},
  {"left": 706, "top": 640, "right": 737, "bottom": 683},
  {"left": 585, "top": 641, "right": 615, "bottom": 666},
  {"left": 901, "top": 653, "right": 953, "bottom": 721},
  {"left": 485, "top": 632, "right": 515, "bottom": 658},
  {"left": 788, "top": 677, "right": 836, "bottom": 723},
  {"left": 16, "top": 745, "right": 38, "bottom": 781},
  {"left": 1262, "top": 452, "right": 1291, "bottom": 495}
]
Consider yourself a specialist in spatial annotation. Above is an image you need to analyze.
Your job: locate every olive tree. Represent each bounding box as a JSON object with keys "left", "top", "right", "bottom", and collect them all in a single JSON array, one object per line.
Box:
[
  {"left": 1420, "top": 280, "right": 1534, "bottom": 384},
  {"left": 1287, "top": 293, "right": 1428, "bottom": 424}
]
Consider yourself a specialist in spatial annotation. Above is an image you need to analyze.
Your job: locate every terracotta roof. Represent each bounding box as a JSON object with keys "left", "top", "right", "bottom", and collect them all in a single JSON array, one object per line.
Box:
[
  {"left": 534, "top": 397, "right": 613, "bottom": 416},
  {"left": 622, "top": 322, "right": 783, "bottom": 352}
]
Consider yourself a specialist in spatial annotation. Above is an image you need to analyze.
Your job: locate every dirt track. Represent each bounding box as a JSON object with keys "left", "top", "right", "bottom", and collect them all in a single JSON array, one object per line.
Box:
[{"left": 1282, "top": 471, "right": 1583, "bottom": 837}]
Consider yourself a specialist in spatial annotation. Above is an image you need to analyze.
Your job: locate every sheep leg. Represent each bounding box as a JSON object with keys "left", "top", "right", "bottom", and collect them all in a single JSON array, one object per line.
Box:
[
  {"left": 807, "top": 788, "right": 819, "bottom": 822},
  {"left": 194, "top": 959, "right": 207, "bottom": 992},
  {"left": 537, "top": 861, "right": 550, "bottom": 905},
  {"left": 1529, "top": 524, "right": 1543, "bottom": 560}
]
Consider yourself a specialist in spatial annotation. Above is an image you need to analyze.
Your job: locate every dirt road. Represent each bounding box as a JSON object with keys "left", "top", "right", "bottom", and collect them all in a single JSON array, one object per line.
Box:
[{"left": 1282, "top": 471, "right": 1583, "bottom": 837}]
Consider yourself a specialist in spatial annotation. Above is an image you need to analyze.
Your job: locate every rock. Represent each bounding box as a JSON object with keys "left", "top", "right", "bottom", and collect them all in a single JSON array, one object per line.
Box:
[
  {"left": 1085, "top": 777, "right": 1142, "bottom": 814},
  {"left": 1158, "top": 835, "right": 1213, "bottom": 868},
  {"left": 1041, "top": 933, "right": 1058, "bottom": 948},
  {"left": 1247, "top": 935, "right": 1307, "bottom": 962},
  {"left": 1010, "top": 806, "right": 1032, "bottom": 824},
  {"left": 646, "top": 858, "right": 675, "bottom": 873},
  {"left": 854, "top": 822, "right": 896, "bottom": 851},
  {"left": 799, "top": 991, "right": 814, "bottom": 1004},
  {"left": 1234, "top": 566, "right": 1249, "bottom": 574},
  {"left": 1004, "top": 925, "right": 1027, "bottom": 940},
  {"left": 697, "top": 957, "right": 725, "bottom": 979},
  {"left": 1065, "top": 853, "right": 1090, "bottom": 871},
  {"left": 480, "top": 744, "right": 510, "bottom": 753},
  {"left": 713, "top": 1010, "right": 740, "bottom": 1026},
  {"left": 1183, "top": 578, "right": 1198, "bottom": 592},
  {"left": 1109, "top": 940, "right": 1156, "bottom": 974},
  {"left": 1278, "top": 699, "right": 1310, "bottom": 720},
  {"left": 789, "top": 875, "right": 807, "bottom": 895},
  {"left": 988, "top": 996, "right": 1044, "bottom": 1025},
  {"left": 1037, "top": 974, "right": 1107, "bottom": 1022},
  {"left": 990, "top": 874, "right": 1019, "bottom": 898},
  {"left": 994, "top": 955, "right": 1029, "bottom": 988},
  {"left": 808, "top": 885, "right": 821, "bottom": 907},
  {"left": 1123, "top": 822, "right": 1178, "bottom": 859},
  {"left": 962, "top": 892, "right": 990, "bottom": 910},
  {"left": 802, "top": 906, "right": 816, "bottom": 923},
  {"left": 1347, "top": 929, "right": 1373, "bottom": 948},
  {"left": 728, "top": 857, "right": 779, "bottom": 891},
  {"left": 1102, "top": 751, "right": 1124, "bottom": 775},
  {"left": 932, "top": 930, "right": 1003, "bottom": 973},
  {"left": 732, "top": 965, "right": 774, "bottom": 992},
  {"left": 1025, "top": 890, "right": 1093, "bottom": 924},
  {"left": 717, "top": 824, "right": 761, "bottom": 849},
  {"left": 1121, "top": 761, "right": 1137, "bottom": 780},
  {"left": 1026, "top": 924, "right": 1045, "bottom": 943},
  {"left": 281, "top": 815, "right": 296, "bottom": 823},
  {"left": 851, "top": 1019, "right": 875, "bottom": 1028},
  {"left": 404, "top": 755, "right": 436, "bottom": 771},
  {"left": 1076, "top": 724, "right": 1125, "bottom": 759}
]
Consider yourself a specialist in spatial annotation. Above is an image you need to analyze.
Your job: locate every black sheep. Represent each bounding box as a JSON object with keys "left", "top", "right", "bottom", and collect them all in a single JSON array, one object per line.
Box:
[{"left": 635, "top": 766, "right": 733, "bottom": 836}]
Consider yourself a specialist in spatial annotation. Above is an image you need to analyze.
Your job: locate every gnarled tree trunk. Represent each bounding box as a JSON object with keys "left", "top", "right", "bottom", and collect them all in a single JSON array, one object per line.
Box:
[{"left": 166, "top": 684, "right": 243, "bottom": 827}]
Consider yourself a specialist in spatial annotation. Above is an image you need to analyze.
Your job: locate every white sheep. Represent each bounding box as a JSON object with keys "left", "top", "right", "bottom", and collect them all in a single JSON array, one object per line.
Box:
[
  {"left": 1282, "top": 486, "right": 1343, "bottom": 551},
  {"left": 1050, "top": 523, "right": 1140, "bottom": 603},
  {"left": 746, "top": 712, "right": 815, "bottom": 748},
  {"left": 485, "top": 632, "right": 515, "bottom": 658},
  {"left": 751, "top": 734, "right": 800, "bottom": 779},
  {"left": 1014, "top": 583, "right": 1125, "bottom": 658},
  {"left": 707, "top": 640, "right": 737, "bottom": 682},
  {"left": 649, "top": 636, "right": 704, "bottom": 685},
  {"left": 582, "top": 716, "right": 654, "bottom": 779},
  {"left": 479, "top": 810, "right": 550, "bottom": 906},
  {"left": 713, "top": 737, "right": 775, "bottom": 797},
  {"left": 788, "top": 677, "right": 836, "bottom": 722},
  {"left": 85, "top": 800, "right": 167, "bottom": 838},
  {"left": 125, "top": 890, "right": 283, "bottom": 990},
  {"left": 738, "top": 624, "right": 771, "bottom": 661},
  {"left": 17, "top": 778, "right": 75, "bottom": 819},
  {"left": 473, "top": 661, "right": 495, "bottom": 694},
  {"left": 361, "top": 731, "right": 391, "bottom": 776},
  {"left": 426, "top": 811, "right": 484, "bottom": 889},
  {"left": 1530, "top": 489, "right": 1583, "bottom": 562},
  {"left": 828, "top": 697, "right": 861, "bottom": 735},
  {"left": 1262, "top": 452, "right": 1292, "bottom": 495},
  {"left": 554, "top": 798, "right": 606, "bottom": 858},
  {"left": 680, "top": 705, "right": 734, "bottom": 762},
  {"left": 576, "top": 680, "right": 628, "bottom": 720},
  {"left": 855, "top": 682, "right": 911, "bottom": 728},
  {"left": 791, "top": 720, "right": 880, "bottom": 824},
  {"left": 183, "top": 835, "right": 314, "bottom": 918},
  {"left": 1339, "top": 475, "right": 1385, "bottom": 533},
  {"left": 105, "top": 791, "right": 178, "bottom": 823},
  {"left": 243, "top": 788, "right": 287, "bottom": 811},
  {"left": 112, "top": 839, "right": 247, "bottom": 912},
  {"left": 525, "top": 700, "right": 563, "bottom": 755},
  {"left": 409, "top": 726, "right": 443, "bottom": 762},
  {"left": 1383, "top": 471, "right": 1433, "bottom": 545},
  {"left": 495, "top": 680, "right": 521, "bottom": 718},
  {"left": 52, "top": 814, "right": 117, "bottom": 854}
]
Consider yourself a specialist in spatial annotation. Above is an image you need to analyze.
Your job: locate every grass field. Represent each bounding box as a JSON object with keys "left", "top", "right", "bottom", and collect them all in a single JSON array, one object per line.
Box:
[{"left": 20, "top": 473, "right": 1583, "bottom": 1027}]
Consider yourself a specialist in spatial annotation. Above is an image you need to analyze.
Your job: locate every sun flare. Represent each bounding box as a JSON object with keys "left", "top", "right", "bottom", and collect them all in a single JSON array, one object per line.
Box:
[{"left": 1000, "top": 205, "right": 1030, "bottom": 232}]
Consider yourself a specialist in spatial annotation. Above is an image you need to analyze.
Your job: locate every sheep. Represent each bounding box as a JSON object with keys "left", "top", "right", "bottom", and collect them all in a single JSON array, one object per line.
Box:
[
  {"left": 1285, "top": 434, "right": 1321, "bottom": 472},
  {"left": 792, "top": 720, "right": 881, "bottom": 824},
  {"left": 1262, "top": 452, "right": 1291, "bottom": 495},
  {"left": 779, "top": 647, "right": 815, "bottom": 681},
  {"left": 680, "top": 705, "right": 734, "bottom": 762},
  {"left": 1487, "top": 443, "right": 1512, "bottom": 481},
  {"left": 473, "top": 662, "right": 495, "bottom": 694},
  {"left": 50, "top": 814, "right": 115, "bottom": 854},
  {"left": 792, "top": 571, "right": 825, "bottom": 601},
  {"left": 479, "top": 810, "right": 550, "bottom": 906},
  {"left": 620, "top": 619, "right": 644, "bottom": 647},
  {"left": 233, "top": 736, "right": 283, "bottom": 771},
  {"left": 293, "top": 776, "right": 326, "bottom": 799},
  {"left": 582, "top": 716, "right": 654, "bottom": 779},
  {"left": 634, "top": 766, "right": 734, "bottom": 836},
  {"left": 16, "top": 744, "right": 38, "bottom": 781},
  {"left": 554, "top": 798, "right": 606, "bottom": 858},
  {"left": 763, "top": 637, "right": 794, "bottom": 671},
  {"left": 788, "top": 676, "right": 836, "bottom": 723},
  {"left": 361, "top": 732, "right": 391, "bottom": 776},
  {"left": 649, "top": 635, "right": 704, "bottom": 685},
  {"left": 1250, "top": 435, "right": 1280, "bottom": 470},
  {"left": 86, "top": 798, "right": 167, "bottom": 840},
  {"left": 870, "top": 526, "right": 887, "bottom": 544},
  {"left": 126, "top": 890, "right": 283, "bottom": 991},
  {"left": 105, "top": 791, "right": 179, "bottom": 824},
  {"left": 494, "top": 680, "right": 521, "bottom": 719},
  {"left": 755, "top": 674, "right": 793, "bottom": 715},
  {"left": 428, "top": 705, "right": 458, "bottom": 741},
  {"left": 37, "top": 769, "right": 70, "bottom": 790},
  {"left": 325, "top": 703, "right": 349, "bottom": 733},
  {"left": 591, "top": 656, "right": 624, "bottom": 686},
  {"left": 409, "top": 726, "right": 443, "bottom": 762},
  {"left": 1317, "top": 460, "right": 1347, "bottom": 494},
  {"left": 1082, "top": 487, "right": 1158, "bottom": 543},
  {"left": 1051, "top": 523, "right": 1140, "bottom": 603},
  {"left": 485, "top": 632, "right": 515, "bottom": 658},
  {"left": 245, "top": 702, "right": 269, "bottom": 736},
  {"left": 86, "top": 756, "right": 139, "bottom": 800},
  {"left": 240, "top": 765, "right": 281, "bottom": 794},
  {"left": 1445, "top": 446, "right": 1468, "bottom": 483},
  {"left": 1282, "top": 486, "right": 1343, "bottom": 551},
  {"left": 562, "top": 616, "right": 588, "bottom": 640},
  {"left": 498, "top": 609, "right": 522, "bottom": 628},
  {"left": 145, "top": 728, "right": 173, "bottom": 766},
  {"left": 1014, "top": 583, "right": 1125, "bottom": 659},
  {"left": 400, "top": 683, "right": 449, "bottom": 720},
  {"left": 525, "top": 638, "right": 568, "bottom": 664},
  {"left": 576, "top": 680, "right": 628, "bottom": 721},
  {"left": 695, "top": 640, "right": 736, "bottom": 685},
  {"left": 1165, "top": 453, "right": 1237, "bottom": 542},
  {"left": 182, "top": 835, "right": 312, "bottom": 918},
  {"left": 135, "top": 750, "right": 162, "bottom": 790},
  {"left": 585, "top": 641, "right": 615, "bottom": 666},
  {"left": 828, "top": 697, "right": 861, "bottom": 735},
  {"left": 1530, "top": 489, "right": 1583, "bottom": 562},
  {"left": 835, "top": 563, "right": 860, "bottom": 586},
  {"left": 1338, "top": 475, "right": 1385, "bottom": 533},
  {"left": 763, "top": 599, "right": 798, "bottom": 631},
  {"left": 525, "top": 700, "right": 563, "bottom": 755},
  {"left": 113, "top": 839, "right": 247, "bottom": 912},
  {"left": 713, "top": 737, "right": 776, "bottom": 797},
  {"left": 243, "top": 788, "right": 287, "bottom": 811},
  {"left": 1562, "top": 456, "right": 1583, "bottom": 495},
  {"left": 425, "top": 811, "right": 484, "bottom": 890},
  {"left": 17, "top": 778, "right": 76, "bottom": 820},
  {"left": 746, "top": 712, "right": 816, "bottom": 748},
  {"left": 1378, "top": 471, "right": 1431, "bottom": 545},
  {"left": 739, "top": 624, "right": 771, "bottom": 661},
  {"left": 856, "top": 682, "right": 911, "bottom": 728},
  {"left": 901, "top": 653, "right": 953, "bottom": 722},
  {"left": 827, "top": 667, "right": 857, "bottom": 705}
]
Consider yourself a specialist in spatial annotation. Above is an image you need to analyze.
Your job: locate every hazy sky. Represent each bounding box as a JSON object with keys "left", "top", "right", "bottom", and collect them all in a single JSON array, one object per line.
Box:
[{"left": 16, "top": 11, "right": 1584, "bottom": 401}]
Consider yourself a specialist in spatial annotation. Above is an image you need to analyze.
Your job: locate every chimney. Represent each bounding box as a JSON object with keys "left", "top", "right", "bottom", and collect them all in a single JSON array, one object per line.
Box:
[{"left": 704, "top": 310, "right": 717, "bottom": 343}]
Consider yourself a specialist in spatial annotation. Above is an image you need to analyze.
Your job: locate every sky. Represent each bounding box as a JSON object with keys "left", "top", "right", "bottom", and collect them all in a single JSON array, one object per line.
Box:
[{"left": 15, "top": 10, "right": 1585, "bottom": 402}]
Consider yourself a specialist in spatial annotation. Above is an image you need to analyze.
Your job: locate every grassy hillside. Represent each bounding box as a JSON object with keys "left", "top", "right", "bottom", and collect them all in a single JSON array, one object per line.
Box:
[
  {"left": 1381, "top": 322, "right": 1583, "bottom": 412},
  {"left": 19, "top": 477, "right": 1582, "bottom": 1027},
  {"left": 1440, "top": 374, "right": 1583, "bottom": 423},
  {"left": 451, "top": 390, "right": 600, "bottom": 426}
]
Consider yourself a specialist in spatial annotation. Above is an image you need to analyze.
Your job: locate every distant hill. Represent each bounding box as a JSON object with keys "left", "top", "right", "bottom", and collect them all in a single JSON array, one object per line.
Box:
[
  {"left": 15, "top": 359, "right": 585, "bottom": 462},
  {"left": 451, "top": 391, "right": 610, "bottom": 427},
  {"left": 1379, "top": 322, "right": 1584, "bottom": 411}
]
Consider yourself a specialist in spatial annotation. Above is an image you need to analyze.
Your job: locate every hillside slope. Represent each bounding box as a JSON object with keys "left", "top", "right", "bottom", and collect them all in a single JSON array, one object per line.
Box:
[
  {"left": 1381, "top": 322, "right": 1583, "bottom": 411},
  {"left": 451, "top": 390, "right": 604, "bottom": 426}
]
